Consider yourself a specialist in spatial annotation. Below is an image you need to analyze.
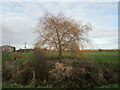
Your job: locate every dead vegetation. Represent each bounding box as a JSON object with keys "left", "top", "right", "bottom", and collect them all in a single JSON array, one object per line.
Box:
[
  {"left": 48, "top": 60, "right": 119, "bottom": 88},
  {"left": 3, "top": 54, "right": 119, "bottom": 88}
]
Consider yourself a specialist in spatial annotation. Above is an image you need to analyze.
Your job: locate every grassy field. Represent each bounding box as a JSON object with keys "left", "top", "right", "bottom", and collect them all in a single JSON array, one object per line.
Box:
[
  {"left": 7, "top": 51, "right": 119, "bottom": 66},
  {"left": 2, "top": 51, "right": 119, "bottom": 88},
  {"left": 2, "top": 51, "right": 119, "bottom": 69}
]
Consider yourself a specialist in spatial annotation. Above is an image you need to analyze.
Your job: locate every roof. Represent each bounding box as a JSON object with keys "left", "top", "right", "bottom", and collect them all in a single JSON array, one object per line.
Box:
[{"left": 0, "top": 45, "right": 15, "bottom": 48}]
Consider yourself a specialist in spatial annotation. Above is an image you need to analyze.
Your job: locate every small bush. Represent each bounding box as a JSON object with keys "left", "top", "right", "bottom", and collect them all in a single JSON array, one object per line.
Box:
[
  {"left": 2, "top": 61, "right": 13, "bottom": 81},
  {"left": 11, "top": 62, "right": 33, "bottom": 85},
  {"left": 29, "top": 47, "right": 49, "bottom": 86},
  {"left": 2, "top": 53, "right": 15, "bottom": 82}
]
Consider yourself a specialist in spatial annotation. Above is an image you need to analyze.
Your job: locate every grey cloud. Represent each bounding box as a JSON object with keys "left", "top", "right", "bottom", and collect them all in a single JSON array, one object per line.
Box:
[
  {"left": 2, "top": 16, "right": 37, "bottom": 49},
  {"left": 1, "top": 2, "right": 118, "bottom": 49}
]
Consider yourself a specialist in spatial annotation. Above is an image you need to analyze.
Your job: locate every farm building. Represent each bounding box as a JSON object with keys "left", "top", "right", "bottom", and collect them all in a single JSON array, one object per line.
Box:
[
  {"left": 16, "top": 49, "right": 34, "bottom": 52},
  {"left": 0, "top": 45, "right": 16, "bottom": 52}
]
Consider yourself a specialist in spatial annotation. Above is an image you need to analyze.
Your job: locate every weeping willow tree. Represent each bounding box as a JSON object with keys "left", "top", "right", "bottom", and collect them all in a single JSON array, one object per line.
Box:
[{"left": 35, "top": 11, "right": 92, "bottom": 58}]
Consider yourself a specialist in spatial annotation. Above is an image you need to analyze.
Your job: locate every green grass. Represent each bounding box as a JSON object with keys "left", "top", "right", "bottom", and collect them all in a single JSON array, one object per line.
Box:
[
  {"left": 98, "top": 83, "right": 120, "bottom": 88},
  {"left": 15, "top": 52, "right": 33, "bottom": 66},
  {"left": 2, "top": 83, "right": 51, "bottom": 88},
  {"left": 2, "top": 52, "right": 12, "bottom": 63},
  {"left": 39, "top": 50, "right": 119, "bottom": 63},
  {"left": 81, "top": 51, "right": 118, "bottom": 62},
  {"left": 2, "top": 52, "right": 33, "bottom": 66},
  {"left": 81, "top": 51, "right": 119, "bottom": 69},
  {"left": 3, "top": 82, "right": 119, "bottom": 88},
  {"left": 47, "top": 51, "right": 119, "bottom": 63},
  {"left": 2, "top": 51, "right": 119, "bottom": 65}
]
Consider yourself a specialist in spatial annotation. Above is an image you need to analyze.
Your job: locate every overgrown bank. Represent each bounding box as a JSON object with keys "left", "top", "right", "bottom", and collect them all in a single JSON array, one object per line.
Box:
[{"left": 2, "top": 51, "right": 120, "bottom": 88}]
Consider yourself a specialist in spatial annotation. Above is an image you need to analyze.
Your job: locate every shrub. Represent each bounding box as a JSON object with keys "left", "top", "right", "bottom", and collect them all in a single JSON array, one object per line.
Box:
[
  {"left": 10, "top": 48, "right": 49, "bottom": 86},
  {"left": 10, "top": 59, "right": 33, "bottom": 85},
  {"left": 2, "top": 61, "right": 13, "bottom": 81},
  {"left": 29, "top": 47, "right": 49, "bottom": 86},
  {"left": 48, "top": 60, "right": 119, "bottom": 88}
]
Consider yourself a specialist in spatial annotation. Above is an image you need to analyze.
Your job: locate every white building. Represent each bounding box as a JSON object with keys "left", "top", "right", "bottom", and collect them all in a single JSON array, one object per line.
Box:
[{"left": 0, "top": 45, "right": 16, "bottom": 52}]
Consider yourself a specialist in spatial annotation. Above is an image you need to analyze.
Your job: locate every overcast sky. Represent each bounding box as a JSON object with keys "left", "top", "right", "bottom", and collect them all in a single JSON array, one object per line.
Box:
[{"left": 1, "top": 1, "right": 118, "bottom": 49}]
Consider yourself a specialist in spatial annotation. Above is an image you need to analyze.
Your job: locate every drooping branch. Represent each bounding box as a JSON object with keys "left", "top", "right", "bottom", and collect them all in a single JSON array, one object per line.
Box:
[{"left": 35, "top": 11, "right": 92, "bottom": 58}]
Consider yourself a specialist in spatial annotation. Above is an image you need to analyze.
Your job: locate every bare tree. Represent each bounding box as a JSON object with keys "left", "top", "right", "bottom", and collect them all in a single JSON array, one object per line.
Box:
[{"left": 35, "top": 12, "right": 92, "bottom": 58}]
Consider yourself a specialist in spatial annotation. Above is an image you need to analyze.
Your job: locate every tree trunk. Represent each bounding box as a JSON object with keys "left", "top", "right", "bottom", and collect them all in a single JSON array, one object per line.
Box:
[{"left": 58, "top": 50, "right": 62, "bottom": 59}]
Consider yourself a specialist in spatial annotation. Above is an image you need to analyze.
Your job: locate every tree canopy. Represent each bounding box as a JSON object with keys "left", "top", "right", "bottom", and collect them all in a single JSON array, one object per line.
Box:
[{"left": 35, "top": 12, "right": 92, "bottom": 58}]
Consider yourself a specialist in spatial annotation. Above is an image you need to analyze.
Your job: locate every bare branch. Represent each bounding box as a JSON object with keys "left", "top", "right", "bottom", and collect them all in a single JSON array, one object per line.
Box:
[{"left": 35, "top": 11, "right": 92, "bottom": 58}]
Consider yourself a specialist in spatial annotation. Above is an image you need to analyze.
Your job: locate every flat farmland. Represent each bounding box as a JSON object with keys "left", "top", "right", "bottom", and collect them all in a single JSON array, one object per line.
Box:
[{"left": 6, "top": 51, "right": 118, "bottom": 65}]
